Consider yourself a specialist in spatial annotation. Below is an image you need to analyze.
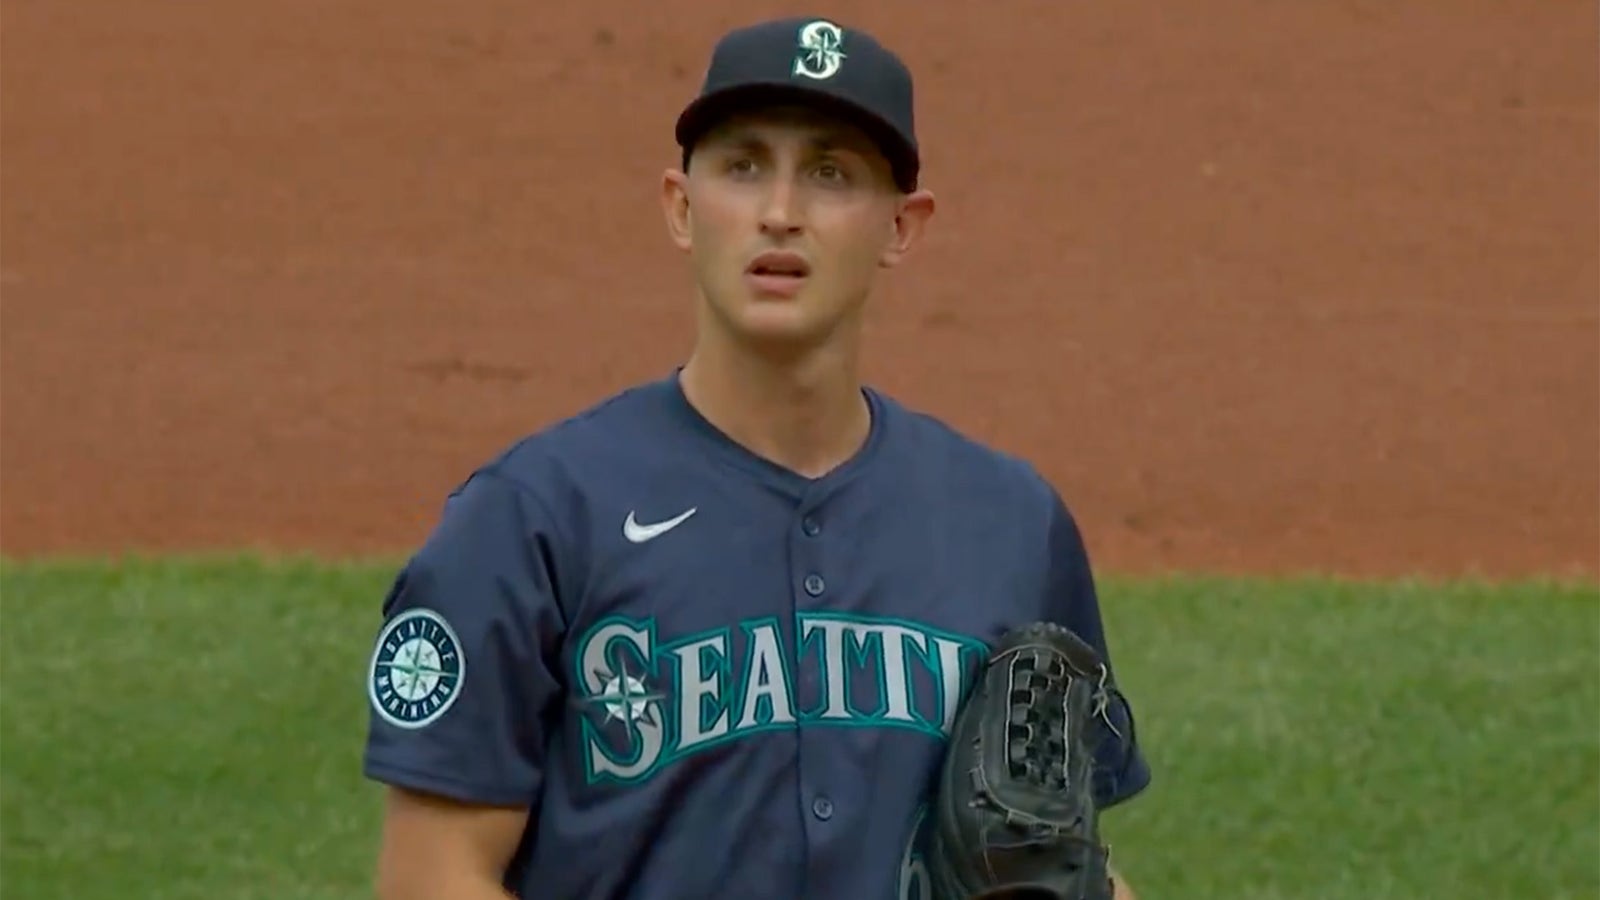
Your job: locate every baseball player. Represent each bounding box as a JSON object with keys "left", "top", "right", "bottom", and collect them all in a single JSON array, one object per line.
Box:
[{"left": 363, "top": 16, "right": 1150, "bottom": 900}]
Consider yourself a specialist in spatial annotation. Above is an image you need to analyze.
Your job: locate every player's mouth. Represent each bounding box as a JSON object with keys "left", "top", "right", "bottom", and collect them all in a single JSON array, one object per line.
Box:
[{"left": 745, "top": 251, "right": 811, "bottom": 299}]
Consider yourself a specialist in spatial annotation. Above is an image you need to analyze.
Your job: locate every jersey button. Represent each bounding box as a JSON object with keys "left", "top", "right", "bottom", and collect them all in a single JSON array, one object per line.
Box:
[
  {"left": 803, "top": 574, "right": 826, "bottom": 597},
  {"left": 801, "top": 516, "right": 822, "bottom": 537},
  {"left": 811, "top": 796, "right": 834, "bottom": 820}
]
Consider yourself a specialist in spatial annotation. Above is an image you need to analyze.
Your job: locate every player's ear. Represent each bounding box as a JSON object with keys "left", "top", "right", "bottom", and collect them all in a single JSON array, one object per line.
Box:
[
  {"left": 661, "top": 168, "right": 693, "bottom": 252},
  {"left": 879, "top": 188, "right": 936, "bottom": 269}
]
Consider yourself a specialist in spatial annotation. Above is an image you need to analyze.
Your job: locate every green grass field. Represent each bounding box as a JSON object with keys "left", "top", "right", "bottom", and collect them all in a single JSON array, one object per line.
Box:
[{"left": 2, "top": 556, "right": 1596, "bottom": 899}]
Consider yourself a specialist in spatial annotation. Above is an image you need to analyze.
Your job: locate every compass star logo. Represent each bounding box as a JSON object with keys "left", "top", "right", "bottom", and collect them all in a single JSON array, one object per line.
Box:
[
  {"left": 585, "top": 665, "right": 666, "bottom": 727},
  {"left": 793, "top": 20, "right": 846, "bottom": 80},
  {"left": 368, "top": 608, "right": 464, "bottom": 729}
]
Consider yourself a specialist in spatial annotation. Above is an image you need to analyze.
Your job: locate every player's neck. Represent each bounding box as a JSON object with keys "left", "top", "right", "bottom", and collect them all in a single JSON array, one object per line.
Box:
[{"left": 678, "top": 332, "right": 871, "bottom": 481}]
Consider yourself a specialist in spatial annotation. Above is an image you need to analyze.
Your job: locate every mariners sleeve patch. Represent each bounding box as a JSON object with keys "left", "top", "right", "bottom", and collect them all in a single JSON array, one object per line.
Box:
[{"left": 368, "top": 608, "right": 466, "bottom": 729}]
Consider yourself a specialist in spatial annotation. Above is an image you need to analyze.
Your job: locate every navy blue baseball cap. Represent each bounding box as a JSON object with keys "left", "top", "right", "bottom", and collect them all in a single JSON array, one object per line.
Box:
[{"left": 674, "top": 17, "right": 920, "bottom": 192}]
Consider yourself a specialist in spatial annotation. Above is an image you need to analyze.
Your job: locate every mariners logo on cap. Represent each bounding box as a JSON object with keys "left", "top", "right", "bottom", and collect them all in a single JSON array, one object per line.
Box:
[
  {"left": 793, "top": 20, "right": 846, "bottom": 80},
  {"left": 368, "top": 608, "right": 465, "bottom": 729}
]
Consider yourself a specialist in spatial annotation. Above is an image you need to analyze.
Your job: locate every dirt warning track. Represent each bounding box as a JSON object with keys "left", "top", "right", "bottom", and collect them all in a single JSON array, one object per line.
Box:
[{"left": 2, "top": 1, "right": 1595, "bottom": 579}]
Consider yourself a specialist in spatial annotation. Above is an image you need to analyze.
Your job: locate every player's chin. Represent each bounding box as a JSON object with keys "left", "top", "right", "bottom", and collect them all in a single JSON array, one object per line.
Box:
[
  {"left": 729, "top": 314, "right": 827, "bottom": 347},
  {"left": 725, "top": 293, "right": 830, "bottom": 338}
]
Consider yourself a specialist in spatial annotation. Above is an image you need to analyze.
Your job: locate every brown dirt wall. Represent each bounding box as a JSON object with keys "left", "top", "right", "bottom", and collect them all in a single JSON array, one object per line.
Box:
[{"left": 3, "top": 0, "right": 1596, "bottom": 580}]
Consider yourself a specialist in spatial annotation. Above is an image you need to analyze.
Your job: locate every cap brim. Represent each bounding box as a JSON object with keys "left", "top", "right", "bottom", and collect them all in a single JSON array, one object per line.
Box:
[{"left": 674, "top": 83, "right": 919, "bottom": 192}]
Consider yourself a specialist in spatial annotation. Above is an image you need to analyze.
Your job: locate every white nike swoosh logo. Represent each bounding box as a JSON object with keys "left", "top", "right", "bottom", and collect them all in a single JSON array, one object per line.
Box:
[{"left": 622, "top": 508, "right": 697, "bottom": 543}]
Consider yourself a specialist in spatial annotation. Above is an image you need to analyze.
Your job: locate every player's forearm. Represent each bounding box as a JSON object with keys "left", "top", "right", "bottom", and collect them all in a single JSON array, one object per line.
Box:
[
  {"left": 375, "top": 872, "right": 516, "bottom": 900},
  {"left": 372, "top": 785, "right": 530, "bottom": 900},
  {"left": 1111, "top": 869, "right": 1137, "bottom": 900}
]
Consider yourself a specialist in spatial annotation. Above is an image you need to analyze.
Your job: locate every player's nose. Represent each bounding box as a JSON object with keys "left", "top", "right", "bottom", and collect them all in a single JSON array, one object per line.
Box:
[{"left": 757, "top": 174, "right": 804, "bottom": 236}]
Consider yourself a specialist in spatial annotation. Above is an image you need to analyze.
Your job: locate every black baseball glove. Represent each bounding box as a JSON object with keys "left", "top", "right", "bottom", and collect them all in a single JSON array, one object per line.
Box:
[{"left": 925, "top": 622, "right": 1121, "bottom": 900}]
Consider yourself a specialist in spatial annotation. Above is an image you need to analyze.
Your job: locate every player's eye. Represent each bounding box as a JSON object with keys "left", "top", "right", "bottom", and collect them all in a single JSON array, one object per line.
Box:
[
  {"left": 814, "top": 161, "right": 846, "bottom": 182},
  {"left": 725, "top": 157, "right": 759, "bottom": 176}
]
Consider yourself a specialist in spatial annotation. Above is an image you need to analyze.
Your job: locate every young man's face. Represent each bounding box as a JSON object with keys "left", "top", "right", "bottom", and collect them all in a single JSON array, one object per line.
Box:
[{"left": 661, "top": 104, "right": 935, "bottom": 352}]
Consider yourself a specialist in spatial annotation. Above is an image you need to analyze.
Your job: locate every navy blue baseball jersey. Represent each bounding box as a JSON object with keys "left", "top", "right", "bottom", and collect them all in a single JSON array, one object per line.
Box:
[{"left": 363, "top": 371, "right": 1150, "bottom": 899}]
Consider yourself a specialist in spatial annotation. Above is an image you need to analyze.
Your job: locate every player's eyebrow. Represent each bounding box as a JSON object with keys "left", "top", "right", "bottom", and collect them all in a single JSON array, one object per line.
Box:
[
  {"left": 707, "top": 119, "right": 876, "bottom": 158},
  {"left": 805, "top": 134, "right": 867, "bottom": 156}
]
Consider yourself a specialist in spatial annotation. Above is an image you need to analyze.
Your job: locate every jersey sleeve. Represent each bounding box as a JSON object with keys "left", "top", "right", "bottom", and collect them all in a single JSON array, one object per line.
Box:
[
  {"left": 1043, "top": 491, "right": 1153, "bottom": 810},
  {"left": 362, "top": 468, "right": 569, "bottom": 808}
]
